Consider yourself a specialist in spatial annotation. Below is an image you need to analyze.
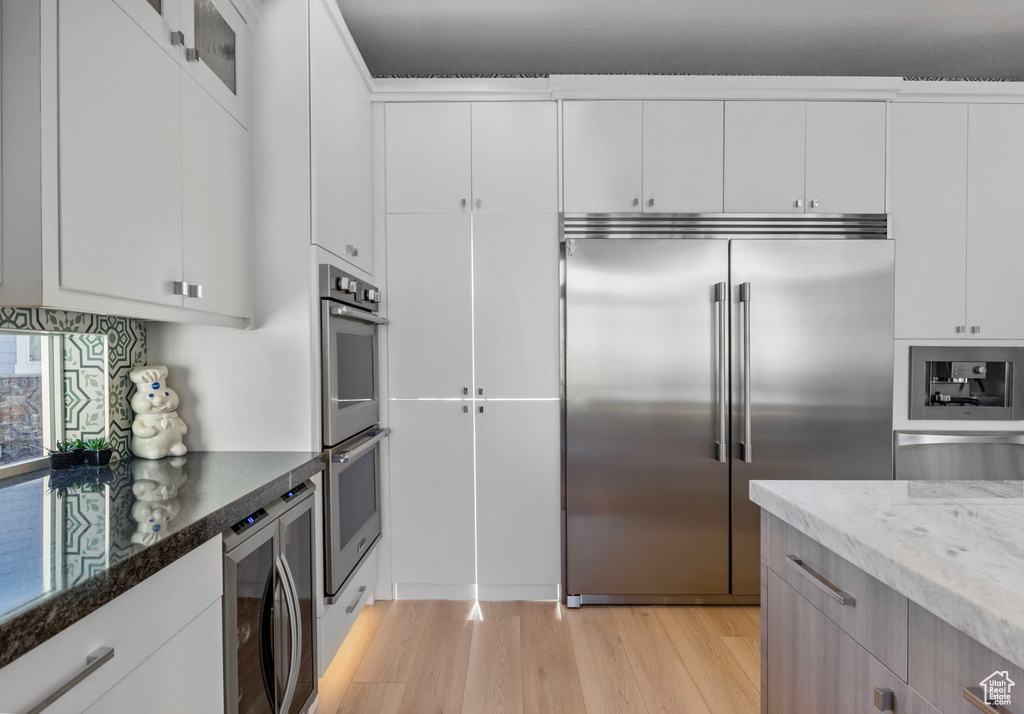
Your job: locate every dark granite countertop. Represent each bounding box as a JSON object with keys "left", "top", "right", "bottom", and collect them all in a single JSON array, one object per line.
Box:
[{"left": 0, "top": 451, "right": 324, "bottom": 668}]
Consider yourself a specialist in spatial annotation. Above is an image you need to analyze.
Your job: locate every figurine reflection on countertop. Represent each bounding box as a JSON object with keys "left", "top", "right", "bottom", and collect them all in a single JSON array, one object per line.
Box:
[
  {"left": 130, "top": 456, "right": 188, "bottom": 546},
  {"left": 130, "top": 365, "right": 188, "bottom": 460}
]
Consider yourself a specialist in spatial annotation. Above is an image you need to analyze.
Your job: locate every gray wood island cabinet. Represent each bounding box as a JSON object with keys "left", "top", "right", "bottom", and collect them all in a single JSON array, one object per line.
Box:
[{"left": 754, "top": 480, "right": 1024, "bottom": 714}]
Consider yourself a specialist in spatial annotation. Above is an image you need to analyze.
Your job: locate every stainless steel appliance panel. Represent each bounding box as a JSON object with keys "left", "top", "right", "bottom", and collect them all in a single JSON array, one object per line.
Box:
[
  {"left": 895, "top": 431, "right": 1024, "bottom": 480},
  {"left": 730, "top": 239, "right": 895, "bottom": 594},
  {"left": 324, "top": 427, "right": 387, "bottom": 598},
  {"left": 566, "top": 238, "right": 731, "bottom": 596},
  {"left": 320, "top": 301, "right": 382, "bottom": 447}
]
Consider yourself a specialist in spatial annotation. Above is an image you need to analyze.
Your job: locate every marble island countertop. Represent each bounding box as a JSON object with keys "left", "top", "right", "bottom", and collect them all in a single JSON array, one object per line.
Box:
[
  {"left": 0, "top": 451, "right": 324, "bottom": 668},
  {"left": 750, "top": 479, "right": 1024, "bottom": 669}
]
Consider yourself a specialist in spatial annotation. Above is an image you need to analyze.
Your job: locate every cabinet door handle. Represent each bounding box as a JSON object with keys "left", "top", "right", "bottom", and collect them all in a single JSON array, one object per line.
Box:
[
  {"left": 186, "top": 46, "right": 199, "bottom": 62},
  {"left": 461, "top": 198, "right": 467, "bottom": 208},
  {"left": 475, "top": 199, "right": 482, "bottom": 208},
  {"left": 346, "top": 244, "right": 359, "bottom": 258},
  {"left": 785, "top": 555, "right": 856, "bottom": 606},
  {"left": 345, "top": 585, "right": 368, "bottom": 614},
  {"left": 26, "top": 647, "right": 115, "bottom": 714},
  {"left": 173, "top": 280, "right": 190, "bottom": 296},
  {"left": 795, "top": 198, "right": 804, "bottom": 208},
  {"left": 648, "top": 198, "right": 654, "bottom": 208},
  {"left": 810, "top": 198, "right": 820, "bottom": 208},
  {"left": 170, "top": 30, "right": 185, "bottom": 46},
  {"left": 971, "top": 325, "right": 981, "bottom": 334},
  {"left": 633, "top": 198, "right": 639, "bottom": 207},
  {"left": 873, "top": 687, "right": 895, "bottom": 711},
  {"left": 187, "top": 283, "right": 203, "bottom": 299},
  {"left": 963, "top": 686, "right": 999, "bottom": 712},
  {"left": 956, "top": 325, "right": 966, "bottom": 334}
]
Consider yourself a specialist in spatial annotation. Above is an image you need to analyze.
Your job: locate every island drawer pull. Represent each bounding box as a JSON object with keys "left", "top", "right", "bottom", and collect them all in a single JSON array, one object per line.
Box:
[
  {"left": 785, "top": 555, "right": 856, "bottom": 606},
  {"left": 963, "top": 686, "right": 999, "bottom": 712},
  {"left": 26, "top": 647, "right": 114, "bottom": 714}
]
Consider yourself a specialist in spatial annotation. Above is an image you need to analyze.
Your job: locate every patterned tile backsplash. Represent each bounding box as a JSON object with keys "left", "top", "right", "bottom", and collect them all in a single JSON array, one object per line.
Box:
[{"left": 0, "top": 308, "right": 146, "bottom": 457}]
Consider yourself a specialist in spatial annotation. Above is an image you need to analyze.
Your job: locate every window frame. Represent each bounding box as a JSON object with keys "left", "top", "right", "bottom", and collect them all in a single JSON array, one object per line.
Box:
[{"left": 0, "top": 332, "right": 63, "bottom": 480}]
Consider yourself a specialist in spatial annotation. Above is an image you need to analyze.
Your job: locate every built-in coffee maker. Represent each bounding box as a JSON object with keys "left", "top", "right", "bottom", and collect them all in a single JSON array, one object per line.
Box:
[{"left": 909, "top": 346, "right": 1024, "bottom": 420}]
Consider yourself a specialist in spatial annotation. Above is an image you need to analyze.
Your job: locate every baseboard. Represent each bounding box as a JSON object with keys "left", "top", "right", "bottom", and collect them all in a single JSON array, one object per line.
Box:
[
  {"left": 477, "top": 584, "right": 559, "bottom": 601},
  {"left": 394, "top": 582, "right": 477, "bottom": 600}
]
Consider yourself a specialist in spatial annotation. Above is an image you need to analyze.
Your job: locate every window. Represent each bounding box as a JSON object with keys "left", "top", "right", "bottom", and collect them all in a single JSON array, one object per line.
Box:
[
  {"left": 0, "top": 332, "right": 61, "bottom": 478},
  {"left": 195, "top": 0, "right": 237, "bottom": 94}
]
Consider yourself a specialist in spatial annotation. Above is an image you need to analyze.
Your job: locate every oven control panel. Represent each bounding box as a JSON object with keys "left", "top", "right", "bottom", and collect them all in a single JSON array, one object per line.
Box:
[{"left": 319, "top": 264, "right": 382, "bottom": 312}]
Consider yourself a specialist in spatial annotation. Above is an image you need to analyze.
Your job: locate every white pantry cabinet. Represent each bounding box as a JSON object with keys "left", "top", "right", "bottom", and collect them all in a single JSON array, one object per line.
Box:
[
  {"left": 0, "top": 0, "right": 251, "bottom": 326},
  {"left": 475, "top": 400, "right": 561, "bottom": 599},
  {"left": 889, "top": 103, "right": 1024, "bottom": 339},
  {"left": 966, "top": 104, "right": 1024, "bottom": 339},
  {"left": 385, "top": 102, "right": 557, "bottom": 214},
  {"left": 385, "top": 103, "right": 473, "bottom": 214},
  {"left": 724, "top": 101, "right": 885, "bottom": 214},
  {"left": 563, "top": 100, "right": 726, "bottom": 213},
  {"left": 310, "top": 0, "right": 373, "bottom": 273},
  {"left": 388, "top": 399, "right": 477, "bottom": 595},
  {"left": 385, "top": 213, "right": 474, "bottom": 399},
  {"left": 472, "top": 213, "right": 560, "bottom": 399}
]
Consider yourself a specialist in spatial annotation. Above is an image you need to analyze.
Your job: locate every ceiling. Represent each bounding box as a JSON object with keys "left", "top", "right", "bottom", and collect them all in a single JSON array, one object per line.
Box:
[{"left": 335, "top": 0, "right": 1024, "bottom": 80}]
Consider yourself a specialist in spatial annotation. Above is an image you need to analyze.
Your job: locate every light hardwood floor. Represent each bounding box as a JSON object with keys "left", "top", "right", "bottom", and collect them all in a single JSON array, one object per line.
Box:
[{"left": 318, "top": 601, "right": 761, "bottom": 714}]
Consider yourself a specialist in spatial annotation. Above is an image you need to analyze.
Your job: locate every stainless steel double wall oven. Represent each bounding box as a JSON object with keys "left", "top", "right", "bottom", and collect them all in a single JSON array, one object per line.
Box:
[{"left": 319, "top": 265, "right": 389, "bottom": 602}]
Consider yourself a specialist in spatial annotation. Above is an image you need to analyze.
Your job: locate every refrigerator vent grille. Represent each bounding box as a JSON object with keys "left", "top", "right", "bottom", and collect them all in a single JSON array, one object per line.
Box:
[{"left": 562, "top": 213, "right": 889, "bottom": 238}]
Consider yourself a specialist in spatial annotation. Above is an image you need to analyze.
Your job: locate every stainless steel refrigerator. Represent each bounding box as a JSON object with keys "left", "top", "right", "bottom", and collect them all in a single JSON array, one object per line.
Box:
[{"left": 563, "top": 215, "right": 894, "bottom": 605}]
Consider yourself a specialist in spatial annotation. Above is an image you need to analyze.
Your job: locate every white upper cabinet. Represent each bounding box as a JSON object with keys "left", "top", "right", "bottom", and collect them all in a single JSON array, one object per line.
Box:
[
  {"left": 724, "top": 101, "right": 807, "bottom": 213},
  {"left": 471, "top": 102, "right": 558, "bottom": 213},
  {"left": 966, "top": 104, "right": 1024, "bottom": 339},
  {"left": 181, "top": 76, "right": 251, "bottom": 318},
  {"left": 385, "top": 103, "right": 472, "bottom": 214},
  {"left": 890, "top": 103, "right": 969, "bottom": 339},
  {"left": 310, "top": 0, "right": 373, "bottom": 272},
  {"left": 804, "top": 102, "right": 886, "bottom": 214},
  {"left": 59, "top": 0, "right": 185, "bottom": 307},
  {"left": 642, "top": 101, "right": 724, "bottom": 213},
  {"left": 385, "top": 214, "right": 474, "bottom": 398},
  {"left": 473, "top": 213, "right": 560, "bottom": 399},
  {"left": 111, "top": 0, "right": 182, "bottom": 60},
  {"left": 562, "top": 100, "right": 644, "bottom": 213}
]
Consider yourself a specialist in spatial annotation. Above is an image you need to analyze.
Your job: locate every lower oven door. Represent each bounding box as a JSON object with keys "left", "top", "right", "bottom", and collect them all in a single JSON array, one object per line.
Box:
[{"left": 324, "top": 426, "right": 389, "bottom": 599}]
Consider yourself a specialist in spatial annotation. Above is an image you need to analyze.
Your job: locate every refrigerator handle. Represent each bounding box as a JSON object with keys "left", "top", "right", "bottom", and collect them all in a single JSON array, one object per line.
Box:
[
  {"left": 740, "top": 282, "right": 753, "bottom": 463},
  {"left": 715, "top": 282, "right": 728, "bottom": 463}
]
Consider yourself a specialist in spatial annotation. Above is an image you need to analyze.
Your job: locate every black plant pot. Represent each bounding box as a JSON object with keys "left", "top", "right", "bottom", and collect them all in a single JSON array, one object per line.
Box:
[
  {"left": 49, "top": 452, "right": 77, "bottom": 470},
  {"left": 71, "top": 447, "right": 86, "bottom": 465},
  {"left": 84, "top": 448, "right": 113, "bottom": 466}
]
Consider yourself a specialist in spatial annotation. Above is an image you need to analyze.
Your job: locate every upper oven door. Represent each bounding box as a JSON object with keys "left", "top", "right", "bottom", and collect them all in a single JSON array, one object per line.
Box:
[{"left": 321, "top": 301, "right": 382, "bottom": 447}]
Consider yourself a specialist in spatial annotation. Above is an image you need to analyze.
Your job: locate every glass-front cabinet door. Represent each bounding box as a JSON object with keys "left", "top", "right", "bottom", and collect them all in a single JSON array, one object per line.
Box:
[{"left": 181, "top": 0, "right": 250, "bottom": 127}]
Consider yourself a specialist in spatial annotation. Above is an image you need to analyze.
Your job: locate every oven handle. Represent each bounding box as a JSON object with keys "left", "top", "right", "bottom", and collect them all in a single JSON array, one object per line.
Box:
[
  {"left": 332, "top": 428, "right": 391, "bottom": 464},
  {"left": 329, "top": 305, "right": 388, "bottom": 325}
]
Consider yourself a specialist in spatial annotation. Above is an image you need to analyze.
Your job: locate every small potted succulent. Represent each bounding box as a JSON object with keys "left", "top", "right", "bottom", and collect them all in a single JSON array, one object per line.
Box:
[
  {"left": 47, "top": 441, "right": 78, "bottom": 471},
  {"left": 83, "top": 437, "right": 114, "bottom": 466},
  {"left": 69, "top": 438, "right": 87, "bottom": 465}
]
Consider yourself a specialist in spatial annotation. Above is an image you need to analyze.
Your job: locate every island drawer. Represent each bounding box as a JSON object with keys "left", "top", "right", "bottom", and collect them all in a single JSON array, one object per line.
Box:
[
  {"left": 766, "top": 514, "right": 909, "bottom": 679},
  {"left": 909, "top": 602, "right": 1022, "bottom": 714},
  {"left": 0, "top": 537, "right": 222, "bottom": 714}
]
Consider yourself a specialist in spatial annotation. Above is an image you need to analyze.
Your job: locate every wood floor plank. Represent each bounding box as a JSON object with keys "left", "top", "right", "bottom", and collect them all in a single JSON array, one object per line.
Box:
[
  {"left": 721, "top": 637, "right": 761, "bottom": 692},
  {"left": 338, "top": 683, "right": 407, "bottom": 714},
  {"left": 462, "top": 616, "right": 523, "bottom": 714},
  {"left": 354, "top": 600, "right": 436, "bottom": 683},
  {"left": 655, "top": 607, "right": 760, "bottom": 714},
  {"left": 319, "top": 611, "right": 384, "bottom": 714},
  {"left": 740, "top": 606, "right": 761, "bottom": 633},
  {"left": 478, "top": 601, "right": 522, "bottom": 617},
  {"left": 696, "top": 606, "right": 760, "bottom": 639},
  {"left": 397, "top": 600, "right": 477, "bottom": 714},
  {"left": 520, "top": 602, "right": 587, "bottom": 714},
  {"left": 565, "top": 607, "right": 648, "bottom": 714},
  {"left": 610, "top": 607, "right": 711, "bottom": 714},
  {"left": 364, "top": 599, "right": 395, "bottom": 614}
]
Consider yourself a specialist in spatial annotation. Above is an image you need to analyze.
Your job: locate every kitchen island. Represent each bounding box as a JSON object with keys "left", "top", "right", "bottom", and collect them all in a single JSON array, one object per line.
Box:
[{"left": 752, "top": 479, "right": 1024, "bottom": 714}]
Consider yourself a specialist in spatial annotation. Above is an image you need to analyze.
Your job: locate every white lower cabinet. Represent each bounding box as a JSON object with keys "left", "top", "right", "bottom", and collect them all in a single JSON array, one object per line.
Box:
[
  {"left": 317, "top": 547, "right": 377, "bottom": 677},
  {"left": 476, "top": 401, "right": 561, "bottom": 600},
  {"left": 389, "top": 400, "right": 476, "bottom": 597},
  {"left": 0, "top": 538, "right": 222, "bottom": 714},
  {"left": 83, "top": 598, "right": 223, "bottom": 713}
]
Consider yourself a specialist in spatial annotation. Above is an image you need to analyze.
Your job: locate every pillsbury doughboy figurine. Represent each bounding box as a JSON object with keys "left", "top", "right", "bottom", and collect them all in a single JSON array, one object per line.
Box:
[{"left": 129, "top": 365, "right": 188, "bottom": 460}]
